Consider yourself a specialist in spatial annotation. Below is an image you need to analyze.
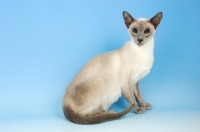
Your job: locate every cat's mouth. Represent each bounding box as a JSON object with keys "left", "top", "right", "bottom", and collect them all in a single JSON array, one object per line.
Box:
[{"left": 137, "top": 42, "right": 144, "bottom": 47}]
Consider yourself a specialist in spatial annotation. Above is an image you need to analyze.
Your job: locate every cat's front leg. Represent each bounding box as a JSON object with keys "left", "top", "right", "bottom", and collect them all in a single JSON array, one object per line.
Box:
[
  {"left": 133, "top": 82, "right": 152, "bottom": 110},
  {"left": 122, "top": 84, "right": 145, "bottom": 114}
]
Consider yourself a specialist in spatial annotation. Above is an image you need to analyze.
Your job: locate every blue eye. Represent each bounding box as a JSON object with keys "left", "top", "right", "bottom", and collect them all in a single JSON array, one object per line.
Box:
[
  {"left": 132, "top": 28, "right": 137, "bottom": 33},
  {"left": 144, "top": 28, "right": 150, "bottom": 34}
]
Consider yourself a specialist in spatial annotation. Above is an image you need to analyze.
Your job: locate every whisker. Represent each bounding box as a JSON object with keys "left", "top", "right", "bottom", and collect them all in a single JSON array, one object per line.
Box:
[
  {"left": 154, "top": 39, "right": 163, "bottom": 50},
  {"left": 154, "top": 38, "right": 164, "bottom": 43},
  {"left": 154, "top": 43, "right": 163, "bottom": 50}
]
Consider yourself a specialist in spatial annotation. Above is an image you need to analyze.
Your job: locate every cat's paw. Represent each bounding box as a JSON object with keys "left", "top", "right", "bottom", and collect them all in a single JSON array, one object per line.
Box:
[
  {"left": 144, "top": 103, "right": 152, "bottom": 110},
  {"left": 134, "top": 107, "right": 145, "bottom": 114}
]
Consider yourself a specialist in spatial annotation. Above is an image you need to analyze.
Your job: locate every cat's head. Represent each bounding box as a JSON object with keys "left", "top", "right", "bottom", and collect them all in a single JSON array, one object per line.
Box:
[{"left": 123, "top": 11, "right": 162, "bottom": 46}]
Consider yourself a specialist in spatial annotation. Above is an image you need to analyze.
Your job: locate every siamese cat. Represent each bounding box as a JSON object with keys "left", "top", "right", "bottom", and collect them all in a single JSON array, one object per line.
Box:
[{"left": 63, "top": 11, "right": 162, "bottom": 124}]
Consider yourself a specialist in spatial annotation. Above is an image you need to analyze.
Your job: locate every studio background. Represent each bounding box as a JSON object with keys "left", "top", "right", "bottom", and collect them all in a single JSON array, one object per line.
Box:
[{"left": 0, "top": 0, "right": 199, "bottom": 132}]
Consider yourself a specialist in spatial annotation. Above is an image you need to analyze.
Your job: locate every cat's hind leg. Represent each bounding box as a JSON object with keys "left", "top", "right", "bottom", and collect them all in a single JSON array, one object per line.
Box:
[{"left": 72, "top": 76, "right": 115, "bottom": 116}]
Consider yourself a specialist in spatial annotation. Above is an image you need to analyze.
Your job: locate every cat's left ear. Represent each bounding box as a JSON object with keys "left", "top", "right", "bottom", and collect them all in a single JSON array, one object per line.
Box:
[
  {"left": 150, "top": 12, "right": 163, "bottom": 29},
  {"left": 123, "top": 11, "right": 135, "bottom": 28}
]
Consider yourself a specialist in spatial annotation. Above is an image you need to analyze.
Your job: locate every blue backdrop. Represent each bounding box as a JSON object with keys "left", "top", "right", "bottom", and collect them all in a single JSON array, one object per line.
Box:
[{"left": 0, "top": 0, "right": 200, "bottom": 131}]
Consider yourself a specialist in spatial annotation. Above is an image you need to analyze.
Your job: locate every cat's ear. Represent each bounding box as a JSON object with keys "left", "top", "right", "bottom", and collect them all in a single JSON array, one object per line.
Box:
[
  {"left": 150, "top": 12, "right": 163, "bottom": 29},
  {"left": 123, "top": 11, "right": 135, "bottom": 28}
]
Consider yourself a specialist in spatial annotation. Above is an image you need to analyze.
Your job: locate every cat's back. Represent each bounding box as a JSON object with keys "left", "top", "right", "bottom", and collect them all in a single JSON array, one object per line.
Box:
[{"left": 67, "top": 50, "right": 121, "bottom": 89}]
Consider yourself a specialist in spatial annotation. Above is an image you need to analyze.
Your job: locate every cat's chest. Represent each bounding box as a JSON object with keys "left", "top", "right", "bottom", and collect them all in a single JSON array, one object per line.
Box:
[
  {"left": 129, "top": 53, "right": 154, "bottom": 84},
  {"left": 118, "top": 41, "right": 154, "bottom": 86}
]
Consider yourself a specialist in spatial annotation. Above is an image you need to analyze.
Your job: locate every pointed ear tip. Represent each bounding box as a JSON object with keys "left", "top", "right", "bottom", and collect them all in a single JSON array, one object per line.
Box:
[
  {"left": 123, "top": 11, "right": 127, "bottom": 15},
  {"left": 158, "top": 12, "right": 163, "bottom": 16}
]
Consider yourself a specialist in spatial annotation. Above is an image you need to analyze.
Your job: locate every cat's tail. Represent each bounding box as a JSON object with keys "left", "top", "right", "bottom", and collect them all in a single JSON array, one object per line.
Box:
[{"left": 63, "top": 104, "right": 134, "bottom": 124}]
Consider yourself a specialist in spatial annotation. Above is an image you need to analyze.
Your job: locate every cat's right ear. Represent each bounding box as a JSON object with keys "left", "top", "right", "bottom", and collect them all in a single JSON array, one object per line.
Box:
[{"left": 123, "top": 11, "right": 135, "bottom": 28}]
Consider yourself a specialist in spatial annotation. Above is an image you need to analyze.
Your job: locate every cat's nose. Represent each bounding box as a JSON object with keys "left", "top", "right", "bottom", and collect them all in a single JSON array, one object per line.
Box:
[{"left": 137, "top": 39, "right": 143, "bottom": 42}]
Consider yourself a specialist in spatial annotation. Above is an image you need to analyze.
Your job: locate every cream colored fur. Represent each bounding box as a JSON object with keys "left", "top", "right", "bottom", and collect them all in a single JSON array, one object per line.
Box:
[
  {"left": 63, "top": 11, "right": 162, "bottom": 124},
  {"left": 63, "top": 22, "right": 154, "bottom": 115}
]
